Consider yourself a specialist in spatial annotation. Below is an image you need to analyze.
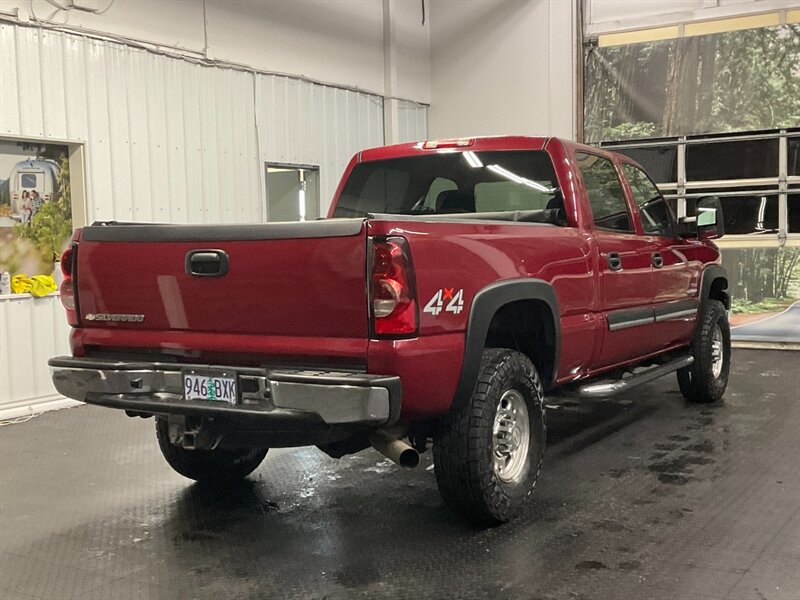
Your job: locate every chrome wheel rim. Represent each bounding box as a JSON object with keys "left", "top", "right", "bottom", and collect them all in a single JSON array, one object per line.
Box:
[
  {"left": 492, "top": 389, "right": 530, "bottom": 484},
  {"left": 711, "top": 324, "right": 724, "bottom": 379}
]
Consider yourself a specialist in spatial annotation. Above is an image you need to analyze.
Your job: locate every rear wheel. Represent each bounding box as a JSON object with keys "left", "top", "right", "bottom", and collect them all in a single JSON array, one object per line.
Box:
[
  {"left": 155, "top": 418, "right": 268, "bottom": 484},
  {"left": 433, "top": 348, "right": 546, "bottom": 525},
  {"left": 677, "top": 299, "right": 730, "bottom": 403}
]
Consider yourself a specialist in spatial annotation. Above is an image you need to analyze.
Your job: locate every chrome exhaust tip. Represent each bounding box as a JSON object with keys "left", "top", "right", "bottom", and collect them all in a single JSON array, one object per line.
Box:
[{"left": 369, "top": 430, "right": 420, "bottom": 468}]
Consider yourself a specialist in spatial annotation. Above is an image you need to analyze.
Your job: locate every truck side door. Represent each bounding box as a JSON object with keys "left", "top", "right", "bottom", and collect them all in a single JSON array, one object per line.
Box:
[
  {"left": 575, "top": 151, "right": 654, "bottom": 368},
  {"left": 621, "top": 162, "right": 699, "bottom": 351}
]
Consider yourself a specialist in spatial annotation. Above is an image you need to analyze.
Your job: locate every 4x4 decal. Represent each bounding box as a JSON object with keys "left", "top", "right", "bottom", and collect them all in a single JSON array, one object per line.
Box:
[{"left": 423, "top": 288, "right": 465, "bottom": 316}]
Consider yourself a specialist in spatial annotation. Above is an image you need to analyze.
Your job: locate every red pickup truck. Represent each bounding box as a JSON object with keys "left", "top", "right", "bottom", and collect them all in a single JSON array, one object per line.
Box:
[{"left": 50, "top": 136, "right": 730, "bottom": 525}]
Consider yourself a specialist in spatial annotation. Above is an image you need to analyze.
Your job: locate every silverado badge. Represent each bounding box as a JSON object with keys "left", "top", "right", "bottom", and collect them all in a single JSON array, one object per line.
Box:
[{"left": 85, "top": 313, "right": 145, "bottom": 323}]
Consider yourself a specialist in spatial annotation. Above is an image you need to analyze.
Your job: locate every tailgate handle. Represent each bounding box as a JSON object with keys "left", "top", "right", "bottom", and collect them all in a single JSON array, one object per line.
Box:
[{"left": 186, "top": 250, "right": 228, "bottom": 277}]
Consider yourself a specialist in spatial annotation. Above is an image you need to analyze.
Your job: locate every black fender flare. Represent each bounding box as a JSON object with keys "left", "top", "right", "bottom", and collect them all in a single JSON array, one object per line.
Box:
[
  {"left": 700, "top": 264, "right": 730, "bottom": 310},
  {"left": 451, "top": 278, "right": 561, "bottom": 411}
]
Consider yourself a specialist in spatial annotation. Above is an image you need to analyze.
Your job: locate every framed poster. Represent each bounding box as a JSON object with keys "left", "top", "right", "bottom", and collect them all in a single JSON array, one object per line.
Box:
[{"left": 0, "top": 139, "right": 83, "bottom": 279}]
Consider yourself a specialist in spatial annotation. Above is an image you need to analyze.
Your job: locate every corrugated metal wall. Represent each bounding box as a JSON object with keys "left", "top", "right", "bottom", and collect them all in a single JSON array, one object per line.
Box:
[
  {"left": 256, "top": 74, "right": 385, "bottom": 214},
  {"left": 0, "top": 23, "right": 428, "bottom": 415},
  {"left": 0, "top": 296, "right": 75, "bottom": 418},
  {"left": 0, "top": 24, "right": 428, "bottom": 220}
]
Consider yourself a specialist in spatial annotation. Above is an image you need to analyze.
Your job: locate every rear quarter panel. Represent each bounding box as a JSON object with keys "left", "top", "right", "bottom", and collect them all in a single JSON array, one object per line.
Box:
[{"left": 367, "top": 219, "right": 595, "bottom": 418}]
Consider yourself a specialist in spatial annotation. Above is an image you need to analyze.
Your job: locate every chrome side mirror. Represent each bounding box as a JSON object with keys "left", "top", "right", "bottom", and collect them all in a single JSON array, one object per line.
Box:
[{"left": 679, "top": 195, "right": 724, "bottom": 240}]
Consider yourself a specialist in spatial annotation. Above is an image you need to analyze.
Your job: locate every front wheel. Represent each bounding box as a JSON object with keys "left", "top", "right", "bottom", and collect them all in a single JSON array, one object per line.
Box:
[
  {"left": 155, "top": 418, "right": 268, "bottom": 484},
  {"left": 433, "top": 348, "right": 546, "bottom": 525},
  {"left": 677, "top": 299, "right": 731, "bottom": 403}
]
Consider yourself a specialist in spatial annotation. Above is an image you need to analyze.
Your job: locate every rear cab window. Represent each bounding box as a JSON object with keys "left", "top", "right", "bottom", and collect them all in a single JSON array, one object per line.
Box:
[{"left": 333, "top": 150, "right": 565, "bottom": 224}]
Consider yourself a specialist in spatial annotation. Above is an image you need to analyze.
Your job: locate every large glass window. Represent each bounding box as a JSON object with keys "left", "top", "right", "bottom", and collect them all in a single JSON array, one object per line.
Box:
[
  {"left": 789, "top": 193, "right": 800, "bottom": 233},
  {"left": 333, "top": 151, "right": 561, "bottom": 220},
  {"left": 622, "top": 163, "right": 675, "bottom": 237},
  {"left": 788, "top": 138, "right": 800, "bottom": 177},
  {"left": 615, "top": 146, "right": 677, "bottom": 184},
  {"left": 576, "top": 152, "right": 633, "bottom": 233},
  {"left": 686, "top": 138, "right": 779, "bottom": 181},
  {"left": 689, "top": 189, "right": 779, "bottom": 235}
]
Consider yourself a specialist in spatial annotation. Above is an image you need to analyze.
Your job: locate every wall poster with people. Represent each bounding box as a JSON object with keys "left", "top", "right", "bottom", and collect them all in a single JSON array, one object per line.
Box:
[{"left": 0, "top": 139, "right": 75, "bottom": 289}]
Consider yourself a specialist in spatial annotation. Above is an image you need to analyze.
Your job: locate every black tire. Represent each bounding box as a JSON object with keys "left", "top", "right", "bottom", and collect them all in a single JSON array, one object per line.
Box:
[
  {"left": 433, "top": 348, "right": 546, "bottom": 525},
  {"left": 677, "top": 299, "right": 730, "bottom": 403},
  {"left": 155, "top": 418, "right": 268, "bottom": 484}
]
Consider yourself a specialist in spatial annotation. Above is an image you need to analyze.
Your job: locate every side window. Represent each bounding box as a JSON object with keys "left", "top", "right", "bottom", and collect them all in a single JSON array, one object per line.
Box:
[
  {"left": 575, "top": 152, "right": 633, "bottom": 233},
  {"left": 623, "top": 163, "right": 675, "bottom": 237}
]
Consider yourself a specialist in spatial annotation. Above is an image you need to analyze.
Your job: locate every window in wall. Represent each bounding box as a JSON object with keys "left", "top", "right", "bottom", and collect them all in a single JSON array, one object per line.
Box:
[
  {"left": 686, "top": 138, "right": 779, "bottom": 181},
  {"left": 788, "top": 138, "right": 800, "bottom": 176},
  {"left": 689, "top": 188, "right": 779, "bottom": 235},
  {"left": 576, "top": 152, "right": 633, "bottom": 233},
  {"left": 615, "top": 146, "right": 677, "bottom": 184},
  {"left": 622, "top": 163, "right": 674, "bottom": 237},
  {"left": 265, "top": 165, "right": 320, "bottom": 222},
  {"left": 789, "top": 193, "right": 800, "bottom": 233}
]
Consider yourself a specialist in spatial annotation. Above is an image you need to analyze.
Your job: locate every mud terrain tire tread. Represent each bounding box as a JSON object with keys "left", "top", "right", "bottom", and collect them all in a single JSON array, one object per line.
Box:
[
  {"left": 677, "top": 299, "right": 730, "bottom": 403},
  {"left": 433, "top": 348, "right": 546, "bottom": 526}
]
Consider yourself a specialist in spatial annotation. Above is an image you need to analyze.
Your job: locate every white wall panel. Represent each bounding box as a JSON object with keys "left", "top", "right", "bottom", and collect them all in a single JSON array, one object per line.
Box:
[
  {"left": 1, "top": 0, "right": 433, "bottom": 102},
  {"left": 429, "top": 0, "right": 575, "bottom": 140},
  {"left": 396, "top": 101, "right": 429, "bottom": 144},
  {"left": 0, "top": 24, "right": 263, "bottom": 225},
  {"left": 0, "top": 296, "right": 76, "bottom": 418},
  {"left": 256, "top": 75, "right": 385, "bottom": 216},
  {"left": 0, "top": 24, "right": 403, "bottom": 223}
]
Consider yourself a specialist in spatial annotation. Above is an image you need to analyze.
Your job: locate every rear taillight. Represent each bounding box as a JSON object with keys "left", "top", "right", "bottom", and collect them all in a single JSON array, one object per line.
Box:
[
  {"left": 60, "top": 279, "right": 75, "bottom": 311},
  {"left": 369, "top": 237, "right": 418, "bottom": 338},
  {"left": 59, "top": 244, "right": 79, "bottom": 326}
]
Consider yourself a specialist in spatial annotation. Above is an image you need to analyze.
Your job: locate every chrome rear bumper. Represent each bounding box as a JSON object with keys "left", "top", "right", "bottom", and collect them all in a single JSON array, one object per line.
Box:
[{"left": 49, "top": 356, "right": 401, "bottom": 427}]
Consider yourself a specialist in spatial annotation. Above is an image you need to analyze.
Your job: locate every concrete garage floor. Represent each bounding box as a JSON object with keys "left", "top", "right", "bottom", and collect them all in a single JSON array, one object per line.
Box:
[{"left": 1, "top": 349, "right": 798, "bottom": 600}]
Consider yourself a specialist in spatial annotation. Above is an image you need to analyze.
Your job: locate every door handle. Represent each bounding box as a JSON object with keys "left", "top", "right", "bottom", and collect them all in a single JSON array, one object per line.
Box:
[
  {"left": 607, "top": 252, "right": 622, "bottom": 271},
  {"left": 652, "top": 252, "right": 664, "bottom": 268},
  {"left": 186, "top": 249, "right": 228, "bottom": 277}
]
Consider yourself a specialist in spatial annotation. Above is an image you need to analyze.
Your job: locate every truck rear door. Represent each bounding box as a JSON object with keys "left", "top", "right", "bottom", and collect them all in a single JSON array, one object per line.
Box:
[{"left": 574, "top": 151, "right": 655, "bottom": 367}]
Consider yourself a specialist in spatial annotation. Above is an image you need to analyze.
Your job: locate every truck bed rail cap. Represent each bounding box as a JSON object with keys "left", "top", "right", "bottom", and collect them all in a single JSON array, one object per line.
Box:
[{"left": 81, "top": 219, "right": 365, "bottom": 242}]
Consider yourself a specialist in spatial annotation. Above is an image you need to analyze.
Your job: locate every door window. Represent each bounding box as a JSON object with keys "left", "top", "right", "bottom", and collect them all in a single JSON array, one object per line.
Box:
[
  {"left": 623, "top": 163, "right": 675, "bottom": 237},
  {"left": 576, "top": 152, "right": 633, "bottom": 233}
]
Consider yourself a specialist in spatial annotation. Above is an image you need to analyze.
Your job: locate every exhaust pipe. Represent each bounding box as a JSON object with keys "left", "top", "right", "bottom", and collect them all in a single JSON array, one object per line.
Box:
[{"left": 369, "top": 430, "right": 420, "bottom": 468}]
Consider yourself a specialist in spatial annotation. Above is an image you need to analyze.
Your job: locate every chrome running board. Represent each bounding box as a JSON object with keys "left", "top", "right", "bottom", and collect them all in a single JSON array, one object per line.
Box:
[{"left": 579, "top": 355, "right": 694, "bottom": 399}]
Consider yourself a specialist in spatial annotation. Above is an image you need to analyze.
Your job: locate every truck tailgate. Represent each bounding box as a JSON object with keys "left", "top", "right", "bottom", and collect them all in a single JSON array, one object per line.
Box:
[{"left": 75, "top": 220, "right": 368, "bottom": 339}]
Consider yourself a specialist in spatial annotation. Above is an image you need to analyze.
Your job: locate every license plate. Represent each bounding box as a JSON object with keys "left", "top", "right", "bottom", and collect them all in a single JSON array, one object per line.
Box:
[{"left": 183, "top": 371, "right": 237, "bottom": 404}]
